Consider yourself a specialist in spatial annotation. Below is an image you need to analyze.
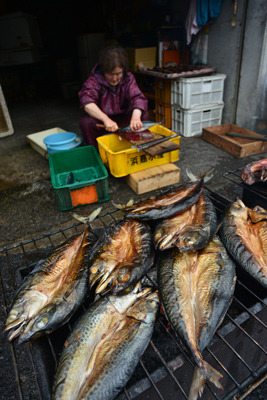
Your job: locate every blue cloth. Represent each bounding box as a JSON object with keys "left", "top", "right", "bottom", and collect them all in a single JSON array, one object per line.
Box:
[{"left": 197, "top": 0, "right": 222, "bottom": 26}]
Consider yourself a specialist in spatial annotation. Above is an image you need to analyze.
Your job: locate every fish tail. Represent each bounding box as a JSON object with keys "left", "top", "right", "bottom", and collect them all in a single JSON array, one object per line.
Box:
[
  {"left": 186, "top": 169, "right": 214, "bottom": 183},
  {"left": 203, "top": 169, "right": 214, "bottom": 183},
  {"left": 112, "top": 199, "right": 134, "bottom": 210},
  {"left": 72, "top": 206, "right": 102, "bottom": 224},
  {"left": 186, "top": 169, "right": 198, "bottom": 182},
  {"left": 189, "top": 361, "right": 223, "bottom": 400}
]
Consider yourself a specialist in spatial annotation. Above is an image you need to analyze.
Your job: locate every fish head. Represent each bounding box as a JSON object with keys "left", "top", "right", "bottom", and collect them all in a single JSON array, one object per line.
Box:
[
  {"left": 18, "top": 300, "right": 65, "bottom": 344},
  {"left": 5, "top": 290, "right": 48, "bottom": 335},
  {"left": 228, "top": 199, "right": 248, "bottom": 220},
  {"left": 18, "top": 315, "right": 49, "bottom": 343},
  {"left": 249, "top": 205, "right": 267, "bottom": 223},
  {"left": 110, "top": 263, "right": 147, "bottom": 294},
  {"left": 126, "top": 289, "right": 159, "bottom": 323},
  {"left": 89, "top": 256, "right": 117, "bottom": 293},
  {"left": 177, "top": 228, "right": 207, "bottom": 252},
  {"left": 109, "top": 284, "right": 145, "bottom": 314},
  {"left": 5, "top": 301, "right": 26, "bottom": 331}
]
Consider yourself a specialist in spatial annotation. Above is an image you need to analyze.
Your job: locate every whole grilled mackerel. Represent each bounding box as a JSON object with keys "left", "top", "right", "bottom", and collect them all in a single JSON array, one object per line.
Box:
[
  {"left": 157, "top": 236, "right": 236, "bottom": 400},
  {"left": 52, "top": 287, "right": 159, "bottom": 400},
  {"left": 220, "top": 199, "right": 267, "bottom": 289},
  {"left": 123, "top": 171, "right": 213, "bottom": 221},
  {"left": 88, "top": 218, "right": 154, "bottom": 295},
  {"left": 154, "top": 194, "right": 217, "bottom": 251},
  {"left": 241, "top": 158, "right": 267, "bottom": 185},
  {"left": 5, "top": 209, "right": 100, "bottom": 343}
]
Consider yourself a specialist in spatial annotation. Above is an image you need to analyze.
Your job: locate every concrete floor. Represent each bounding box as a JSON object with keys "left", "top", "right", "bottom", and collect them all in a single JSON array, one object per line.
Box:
[
  {"left": 0, "top": 95, "right": 266, "bottom": 399},
  {"left": 1, "top": 95, "right": 265, "bottom": 248}
]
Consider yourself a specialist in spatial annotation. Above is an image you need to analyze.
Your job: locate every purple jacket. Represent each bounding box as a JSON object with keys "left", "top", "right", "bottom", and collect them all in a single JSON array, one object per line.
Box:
[{"left": 78, "top": 64, "right": 148, "bottom": 116}]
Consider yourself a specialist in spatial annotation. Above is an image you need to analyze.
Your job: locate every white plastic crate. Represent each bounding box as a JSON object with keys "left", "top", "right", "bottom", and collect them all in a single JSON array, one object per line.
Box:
[
  {"left": 171, "top": 74, "right": 226, "bottom": 109},
  {"left": 172, "top": 103, "right": 224, "bottom": 137}
]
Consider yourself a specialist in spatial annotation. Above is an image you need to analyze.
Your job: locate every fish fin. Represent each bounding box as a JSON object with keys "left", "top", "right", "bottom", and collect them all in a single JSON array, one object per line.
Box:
[
  {"left": 112, "top": 201, "right": 124, "bottom": 209},
  {"left": 72, "top": 207, "right": 102, "bottom": 224},
  {"left": 186, "top": 169, "right": 198, "bottom": 182},
  {"left": 186, "top": 169, "right": 214, "bottom": 183},
  {"left": 127, "top": 199, "right": 134, "bottom": 207},
  {"left": 203, "top": 169, "right": 214, "bottom": 183},
  {"left": 112, "top": 199, "right": 134, "bottom": 210},
  {"left": 189, "top": 362, "right": 223, "bottom": 400}
]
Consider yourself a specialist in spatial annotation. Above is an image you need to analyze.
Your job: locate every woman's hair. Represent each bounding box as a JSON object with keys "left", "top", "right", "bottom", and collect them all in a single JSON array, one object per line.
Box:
[{"left": 98, "top": 45, "right": 128, "bottom": 74}]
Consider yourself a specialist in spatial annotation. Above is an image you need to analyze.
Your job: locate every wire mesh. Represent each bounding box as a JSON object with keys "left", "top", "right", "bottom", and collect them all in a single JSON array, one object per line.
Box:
[{"left": 0, "top": 187, "right": 266, "bottom": 400}]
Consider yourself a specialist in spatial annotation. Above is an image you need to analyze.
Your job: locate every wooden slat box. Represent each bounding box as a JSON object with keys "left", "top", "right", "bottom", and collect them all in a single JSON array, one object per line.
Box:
[
  {"left": 202, "top": 124, "right": 267, "bottom": 158},
  {"left": 125, "top": 163, "right": 180, "bottom": 194}
]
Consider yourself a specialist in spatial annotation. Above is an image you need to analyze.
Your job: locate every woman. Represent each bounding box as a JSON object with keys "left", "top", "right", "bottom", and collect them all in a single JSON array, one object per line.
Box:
[{"left": 78, "top": 45, "right": 149, "bottom": 147}]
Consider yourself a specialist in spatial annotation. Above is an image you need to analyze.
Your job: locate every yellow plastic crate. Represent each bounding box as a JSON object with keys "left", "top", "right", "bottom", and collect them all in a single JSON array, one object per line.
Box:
[{"left": 96, "top": 125, "right": 180, "bottom": 178}]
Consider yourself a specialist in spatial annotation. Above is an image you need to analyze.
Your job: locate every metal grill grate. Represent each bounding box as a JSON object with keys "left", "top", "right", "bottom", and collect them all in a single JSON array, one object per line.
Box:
[{"left": 0, "top": 188, "right": 266, "bottom": 400}]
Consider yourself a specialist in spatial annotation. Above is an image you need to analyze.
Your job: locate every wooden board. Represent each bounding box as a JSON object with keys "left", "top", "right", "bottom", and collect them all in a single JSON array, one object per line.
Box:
[
  {"left": 124, "top": 163, "right": 180, "bottom": 194},
  {"left": 26, "top": 127, "right": 66, "bottom": 159},
  {"left": 202, "top": 124, "right": 267, "bottom": 158},
  {"left": 144, "top": 140, "right": 180, "bottom": 156}
]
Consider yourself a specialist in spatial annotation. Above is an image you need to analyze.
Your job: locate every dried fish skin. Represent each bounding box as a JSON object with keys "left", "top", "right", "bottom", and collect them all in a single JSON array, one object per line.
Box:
[
  {"left": 220, "top": 199, "right": 267, "bottom": 289},
  {"left": 5, "top": 227, "right": 97, "bottom": 343},
  {"left": 124, "top": 179, "right": 205, "bottom": 221},
  {"left": 88, "top": 218, "right": 154, "bottom": 295},
  {"left": 154, "top": 194, "right": 217, "bottom": 251},
  {"left": 241, "top": 158, "right": 267, "bottom": 185},
  {"left": 52, "top": 288, "right": 159, "bottom": 400},
  {"left": 157, "top": 236, "right": 236, "bottom": 399}
]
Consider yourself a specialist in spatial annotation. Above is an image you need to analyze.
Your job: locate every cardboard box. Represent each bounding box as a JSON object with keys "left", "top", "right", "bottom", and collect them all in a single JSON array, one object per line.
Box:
[{"left": 127, "top": 47, "right": 157, "bottom": 72}]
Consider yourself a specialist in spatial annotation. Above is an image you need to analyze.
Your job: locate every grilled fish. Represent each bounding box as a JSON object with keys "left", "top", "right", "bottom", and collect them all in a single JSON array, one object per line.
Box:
[
  {"left": 88, "top": 218, "right": 154, "bottom": 294},
  {"left": 157, "top": 236, "right": 236, "bottom": 399},
  {"left": 118, "top": 170, "right": 213, "bottom": 221},
  {"left": 154, "top": 194, "right": 217, "bottom": 251},
  {"left": 220, "top": 199, "right": 267, "bottom": 289},
  {"left": 241, "top": 158, "right": 267, "bottom": 185},
  {"left": 5, "top": 208, "right": 101, "bottom": 343},
  {"left": 52, "top": 286, "right": 159, "bottom": 400}
]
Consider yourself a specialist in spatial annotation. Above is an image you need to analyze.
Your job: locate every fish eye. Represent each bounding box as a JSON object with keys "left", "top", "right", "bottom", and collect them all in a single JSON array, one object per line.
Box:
[
  {"left": 117, "top": 273, "right": 131, "bottom": 283},
  {"left": 149, "top": 300, "right": 158, "bottom": 308},
  {"left": 36, "top": 317, "right": 48, "bottom": 328},
  {"left": 91, "top": 267, "right": 98, "bottom": 274}
]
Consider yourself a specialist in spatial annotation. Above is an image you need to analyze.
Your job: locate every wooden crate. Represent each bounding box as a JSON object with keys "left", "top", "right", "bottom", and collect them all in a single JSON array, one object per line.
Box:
[
  {"left": 124, "top": 163, "right": 180, "bottom": 194},
  {"left": 155, "top": 101, "right": 172, "bottom": 130},
  {"left": 155, "top": 78, "right": 172, "bottom": 105},
  {"left": 202, "top": 124, "right": 267, "bottom": 158}
]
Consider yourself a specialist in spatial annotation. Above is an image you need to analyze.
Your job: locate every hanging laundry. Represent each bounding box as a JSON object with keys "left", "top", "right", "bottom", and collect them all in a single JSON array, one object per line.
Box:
[
  {"left": 185, "top": 0, "right": 201, "bottom": 45},
  {"left": 197, "top": 0, "right": 223, "bottom": 27}
]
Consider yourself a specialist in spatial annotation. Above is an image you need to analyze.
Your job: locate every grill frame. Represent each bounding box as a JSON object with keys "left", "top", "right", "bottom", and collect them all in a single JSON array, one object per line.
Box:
[{"left": 0, "top": 183, "right": 266, "bottom": 400}]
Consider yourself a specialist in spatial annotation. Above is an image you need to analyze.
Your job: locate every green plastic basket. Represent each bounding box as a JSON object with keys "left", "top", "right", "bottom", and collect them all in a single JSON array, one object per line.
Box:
[{"left": 48, "top": 145, "right": 110, "bottom": 210}]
